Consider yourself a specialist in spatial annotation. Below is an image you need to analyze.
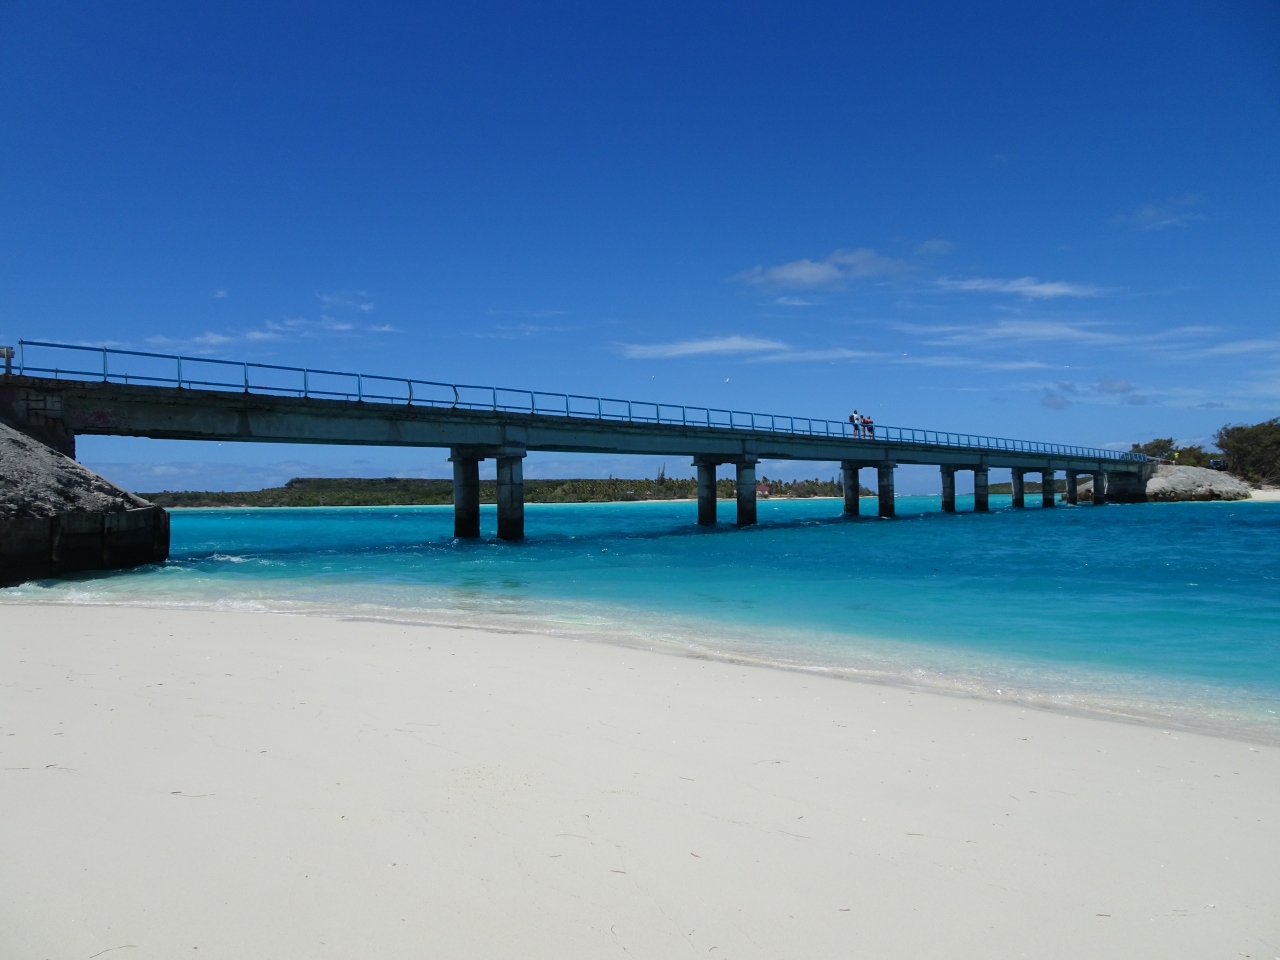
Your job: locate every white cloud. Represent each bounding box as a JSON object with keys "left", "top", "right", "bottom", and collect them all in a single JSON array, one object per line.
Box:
[
  {"left": 754, "top": 348, "right": 878, "bottom": 362},
  {"left": 1201, "top": 337, "right": 1280, "bottom": 357},
  {"left": 739, "top": 247, "right": 913, "bottom": 288},
  {"left": 774, "top": 296, "right": 817, "bottom": 306},
  {"left": 915, "top": 239, "right": 954, "bottom": 255},
  {"left": 316, "top": 290, "right": 375, "bottom": 312},
  {"left": 145, "top": 316, "right": 394, "bottom": 354},
  {"left": 903, "top": 319, "right": 1122, "bottom": 346},
  {"left": 1114, "top": 195, "right": 1204, "bottom": 231},
  {"left": 935, "top": 277, "right": 1100, "bottom": 299},
  {"left": 486, "top": 308, "right": 569, "bottom": 318},
  {"left": 211, "top": 289, "right": 228, "bottom": 299},
  {"left": 622, "top": 336, "right": 788, "bottom": 359}
]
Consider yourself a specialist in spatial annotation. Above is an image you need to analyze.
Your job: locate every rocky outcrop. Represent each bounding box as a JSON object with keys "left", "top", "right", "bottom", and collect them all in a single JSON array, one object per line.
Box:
[
  {"left": 1080, "top": 464, "right": 1251, "bottom": 503},
  {"left": 1145, "top": 464, "right": 1252, "bottom": 501},
  {"left": 1, "top": 421, "right": 151, "bottom": 519},
  {"left": 0, "top": 421, "right": 168, "bottom": 584}
]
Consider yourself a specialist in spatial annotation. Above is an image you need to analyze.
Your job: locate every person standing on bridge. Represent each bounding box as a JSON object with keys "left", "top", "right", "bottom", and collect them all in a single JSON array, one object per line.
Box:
[
  {"left": 862, "top": 413, "right": 875, "bottom": 439},
  {"left": 850, "top": 410, "right": 862, "bottom": 438}
]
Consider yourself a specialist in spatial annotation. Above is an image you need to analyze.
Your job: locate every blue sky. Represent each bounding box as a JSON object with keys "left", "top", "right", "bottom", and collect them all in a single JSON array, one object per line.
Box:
[{"left": 2, "top": 2, "right": 1277, "bottom": 491}]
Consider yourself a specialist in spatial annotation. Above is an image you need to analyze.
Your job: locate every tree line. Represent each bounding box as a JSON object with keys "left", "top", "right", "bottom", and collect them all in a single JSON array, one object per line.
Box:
[
  {"left": 1130, "top": 417, "right": 1280, "bottom": 485},
  {"left": 141, "top": 475, "right": 871, "bottom": 508}
]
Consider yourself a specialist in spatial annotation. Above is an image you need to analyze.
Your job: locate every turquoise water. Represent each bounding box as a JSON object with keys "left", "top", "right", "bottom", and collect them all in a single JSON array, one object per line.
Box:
[{"left": 5, "top": 496, "right": 1279, "bottom": 739}]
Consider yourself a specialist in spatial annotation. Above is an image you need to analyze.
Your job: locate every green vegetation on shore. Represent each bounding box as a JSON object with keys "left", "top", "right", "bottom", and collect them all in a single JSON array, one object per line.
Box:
[
  {"left": 1129, "top": 438, "right": 1215, "bottom": 468},
  {"left": 141, "top": 475, "right": 871, "bottom": 508},
  {"left": 1215, "top": 419, "right": 1280, "bottom": 485}
]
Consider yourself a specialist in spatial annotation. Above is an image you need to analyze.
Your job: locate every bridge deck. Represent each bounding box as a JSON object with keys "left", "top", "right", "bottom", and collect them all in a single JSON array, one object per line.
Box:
[
  {"left": 4, "top": 375, "right": 1142, "bottom": 475},
  {"left": 1, "top": 340, "right": 1151, "bottom": 540}
]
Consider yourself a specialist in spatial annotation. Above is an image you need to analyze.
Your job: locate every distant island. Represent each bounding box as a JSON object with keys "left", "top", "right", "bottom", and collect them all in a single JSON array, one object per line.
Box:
[{"left": 141, "top": 475, "right": 872, "bottom": 508}]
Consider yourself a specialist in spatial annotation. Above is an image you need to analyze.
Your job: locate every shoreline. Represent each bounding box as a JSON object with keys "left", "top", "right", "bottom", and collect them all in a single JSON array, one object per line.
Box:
[
  {"left": 3, "top": 602, "right": 1277, "bottom": 957},
  {"left": 7, "top": 595, "right": 1279, "bottom": 747}
]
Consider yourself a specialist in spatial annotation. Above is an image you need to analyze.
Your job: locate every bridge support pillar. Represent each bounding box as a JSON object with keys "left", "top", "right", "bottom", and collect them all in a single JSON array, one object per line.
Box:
[
  {"left": 735, "top": 461, "right": 757, "bottom": 526},
  {"left": 940, "top": 466, "right": 956, "bottom": 513},
  {"left": 1091, "top": 472, "right": 1106, "bottom": 505},
  {"left": 1065, "top": 471, "right": 1079, "bottom": 505},
  {"left": 1041, "top": 470, "right": 1056, "bottom": 508},
  {"left": 496, "top": 454, "right": 525, "bottom": 541},
  {"left": 449, "top": 452, "right": 481, "bottom": 539},
  {"left": 877, "top": 464, "right": 895, "bottom": 518},
  {"left": 1011, "top": 469, "right": 1026, "bottom": 508},
  {"left": 974, "top": 467, "right": 990, "bottom": 512},
  {"left": 841, "top": 461, "right": 862, "bottom": 516},
  {"left": 696, "top": 461, "right": 717, "bottom": 526}
]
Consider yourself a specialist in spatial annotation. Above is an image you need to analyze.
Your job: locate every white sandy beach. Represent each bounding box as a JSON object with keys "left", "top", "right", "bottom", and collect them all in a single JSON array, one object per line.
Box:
[{"left": 2, "top": 604, "right": 1277, "bottom": 958}]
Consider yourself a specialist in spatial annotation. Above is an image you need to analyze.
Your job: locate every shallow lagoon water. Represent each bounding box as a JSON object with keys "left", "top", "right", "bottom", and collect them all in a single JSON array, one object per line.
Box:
[{"left": 6, "top": 495, "right": 1279, "bottom": 739}]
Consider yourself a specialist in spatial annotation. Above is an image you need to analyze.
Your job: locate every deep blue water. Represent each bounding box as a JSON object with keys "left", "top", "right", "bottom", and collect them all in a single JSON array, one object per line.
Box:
[{"left": 6, "top": 495, "right": 1279, "bottom": 737}]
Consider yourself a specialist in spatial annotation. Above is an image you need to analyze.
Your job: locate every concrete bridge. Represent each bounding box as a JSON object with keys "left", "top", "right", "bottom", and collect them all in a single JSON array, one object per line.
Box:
[{"left": 1, "top": 341, "right": 1150, "bottom": 540}]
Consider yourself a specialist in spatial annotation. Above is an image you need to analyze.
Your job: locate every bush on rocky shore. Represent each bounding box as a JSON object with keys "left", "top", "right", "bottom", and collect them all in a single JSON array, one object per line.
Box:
[{"left": 1215, "top": 418, "right": 1280, "bottom": 486}]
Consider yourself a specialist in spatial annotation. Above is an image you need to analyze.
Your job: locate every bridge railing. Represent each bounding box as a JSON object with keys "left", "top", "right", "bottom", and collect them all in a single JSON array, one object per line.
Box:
[{"left": 11, "top": 340, "right": 1146, "bottom": 462}]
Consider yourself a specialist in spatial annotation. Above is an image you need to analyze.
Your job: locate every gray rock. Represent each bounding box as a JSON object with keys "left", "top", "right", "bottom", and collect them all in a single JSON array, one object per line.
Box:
[
  {"left": 1145, "top": 464, "right": 1252, "bottom": 501},
  {"left": 0, "top": 421, "right": 152, "bottom": 520}
]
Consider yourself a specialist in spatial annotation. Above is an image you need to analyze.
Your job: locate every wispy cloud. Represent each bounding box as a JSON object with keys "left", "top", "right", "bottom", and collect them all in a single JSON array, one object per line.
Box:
[
  {"left": 1199, "top": 337, "right": 1280, "bottom": 357},
  {"left": 1114, "top": 194, "right": 1204, "bottom": 231},
  {"left": 622, "top": 336, "right": 788, "bottom": 359},
  {"left": 211, "top": 288, "right": 228, "bottom": 299},
  {"left": 317, "top": 290, "right": 375, "bottom": 312},
  {"left": 935, "top": 277, "right": 1101, "bottom": 299},
  {"left": 1034, "top": 378, "right": 1155, "bottom": 409},
  {"left": 753, "top": 347, "right": 879, "bottom": 362},
  {"left": 915, "top": 239, "right": 953, "bottom": 255},
  {"left": 900, "top": 319, "right": 1123, "bottom": 346},
  {"left": 622, "top": 334, "right": 1047, "bottom": 372},
  {"left": 486, "top": 308, "right": 569, "bottom": 319},
  {"left": 480, "top": 321, "right": 590, "bottom": 339},
  {"left": 1097, "top": 377, "right": 1134, "bottom": 394},
  {"left": 738, "top": 248, "right": 913, "bottom": 289},
  {"left": 774, "top": 296, "right": 818, "bottom": 307},
  {"left": 146, "top": 315, "right": 394, "bottom": 353},
  {"left": 1041, "top": 389, "right": 1070, "bottom": 410},
  {"left": 905, "top": 356, "right": 1050, "bottom": 371}
]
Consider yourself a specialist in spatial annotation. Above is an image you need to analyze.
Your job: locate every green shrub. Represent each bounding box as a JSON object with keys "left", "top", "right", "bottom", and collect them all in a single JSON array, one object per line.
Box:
[
  {"left": 1128, "top": 438, "right": 1214, "bottom": 468},
  {"left": 1215, "top": 418, "right": 1280, "bottom": 485}
]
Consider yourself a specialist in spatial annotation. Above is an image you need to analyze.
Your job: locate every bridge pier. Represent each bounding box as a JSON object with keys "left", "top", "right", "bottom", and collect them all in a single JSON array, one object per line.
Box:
[
  {"left": 735, "top": 460, "right": 757, "bottom": 526},
  {"left": 696, "top": 460, "right": 717, "bottom": 526},
  {"left": 496, "top": 453, "right": 525, "bottom": 541},
  {"left": 877, "top": 464, "right": 895, "bottom": 518},
  {"left": 940, "top": 466, "right": 956, "bottom": 513},
  {"left": 1065, "top": 471, "right": 1079, "bottom": 505},
  {"left": 1011, "top": 469, "right": 1026, "bottom": 508},
  {"left": 1091, "top": 471, "right": 1106, "bottom": 505},
  {"left": 449, "top": 450, "right": 481, "bottom": 538},
  {"left": 841, "top": 461, "right": 862, "bottom": 516},
  {"left": 974, "top": 466, "right": 990, "bottom": 512},
  {"left": 1041, "top": 470, "right": 1056, "bottom": 508}
]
